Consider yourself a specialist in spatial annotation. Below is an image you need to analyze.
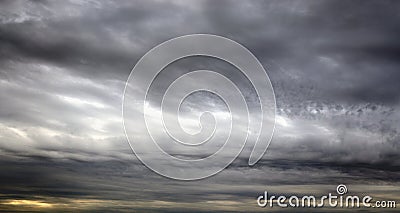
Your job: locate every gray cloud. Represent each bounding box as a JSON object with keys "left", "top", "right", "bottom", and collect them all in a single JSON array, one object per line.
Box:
[{"left": 0, "top": 0, "right": 399, "bottom": 212}]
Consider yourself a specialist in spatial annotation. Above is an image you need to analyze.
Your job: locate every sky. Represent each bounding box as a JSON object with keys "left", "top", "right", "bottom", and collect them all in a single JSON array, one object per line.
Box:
[{"left": 0, "top": 0, "right": 399, "bottom": 212}]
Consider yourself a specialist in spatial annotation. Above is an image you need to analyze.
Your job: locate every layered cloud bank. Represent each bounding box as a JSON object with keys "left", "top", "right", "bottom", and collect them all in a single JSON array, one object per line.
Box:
[{"left": 0, "top": 0, "right": 399, "bottom": 211}]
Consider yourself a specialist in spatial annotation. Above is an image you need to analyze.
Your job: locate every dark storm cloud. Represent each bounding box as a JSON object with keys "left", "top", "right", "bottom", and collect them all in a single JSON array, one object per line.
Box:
[
  {"left": 202, "top": 0, "right": 400, "bottom": 104},
  {"left": 0, "top": 0, "right": 208, "bottom": 79},
  {"left": 0, "top": 0, "right": 400, "bottom": 212},
  {"left": 1, "top": 0, "right": 399, "bottom": 103},
  {"left": 0, "top": 156, "right": 398, "bottom": 212}
]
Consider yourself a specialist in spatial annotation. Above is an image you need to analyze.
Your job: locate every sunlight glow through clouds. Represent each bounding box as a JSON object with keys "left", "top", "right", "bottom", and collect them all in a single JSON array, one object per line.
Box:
[
  {"left": 4, "top": 200, "right": 53, "bottom": 208},
  {"left": 58, "top": 95, "right": 107, "bottom": 109}
]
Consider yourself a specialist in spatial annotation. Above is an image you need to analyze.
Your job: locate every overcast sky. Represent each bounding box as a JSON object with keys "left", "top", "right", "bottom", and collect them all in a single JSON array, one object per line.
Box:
[{"left": 0, "top": 0, "right": 399, "bottom": 212}]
